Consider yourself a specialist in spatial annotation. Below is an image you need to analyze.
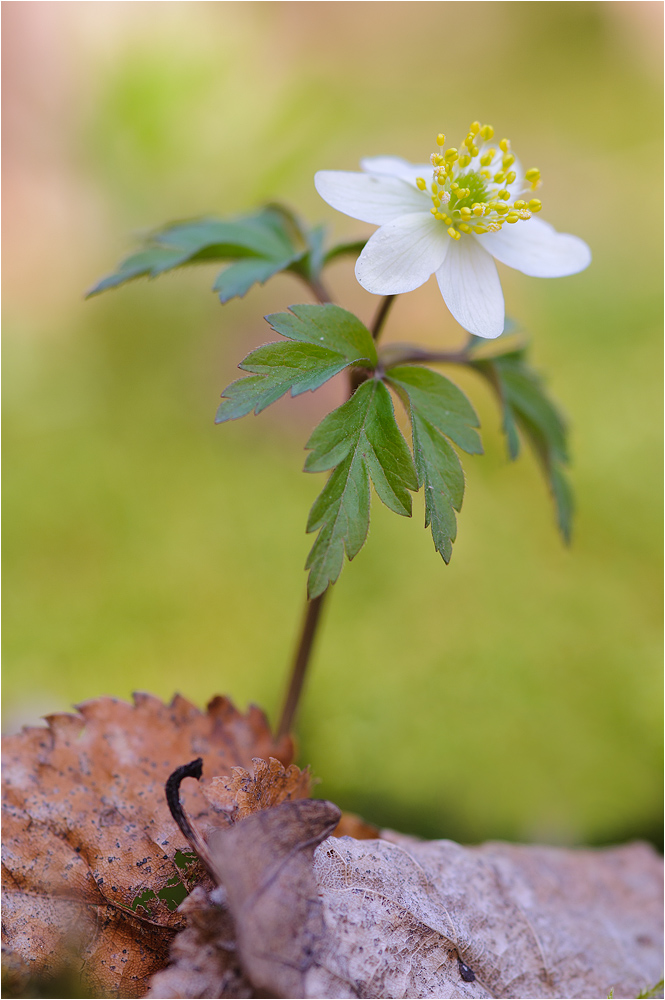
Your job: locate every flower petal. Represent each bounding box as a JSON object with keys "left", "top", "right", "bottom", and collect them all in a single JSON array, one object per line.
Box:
[
  {"left": 360, "top": 156, "right": 433, "bottom": 188},
  {"left": 314, "top": 170, "right": 429, "bottom": 226},
  {"left": 355, "top": 213, "right": 449, "bottom": 295},
  {"left": 436, "top": 237, "right": 504, "bottom": 339},
  {"left": 476, "top": 216, "right": 591, "bottom": 277}
]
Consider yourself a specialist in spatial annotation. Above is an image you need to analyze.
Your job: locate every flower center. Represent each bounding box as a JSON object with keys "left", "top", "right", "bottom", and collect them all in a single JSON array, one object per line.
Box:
[{"left": 416, "top": 121, "right": 543, "bottom": 242}]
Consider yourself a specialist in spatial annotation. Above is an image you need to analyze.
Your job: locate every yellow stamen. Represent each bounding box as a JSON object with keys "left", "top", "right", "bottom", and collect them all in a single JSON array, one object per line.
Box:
[
  {"left": 528, "top": 198, "right": 542, "bottom": 212},
  {"left": 499, "top": 138, "right": 510, "bottom": 152},
  {"left": 416, "top": 177, "right": 427, "bottom": 191},
  {"left": 436, "top": 133, "right": 446, "bottom": 146},
  {"left": 480, "top": 125, "right": 494, "bottom": 140},
  {"left": 480, "top": 149, "right": 495, "bottom": 166},
  {"left": 444, "top": 148, "right": 459, "bottom": 163},
  {"left": 447, "top": 227, "right": 461, "bottom": 240},
  {"left": 506, "top": 170, "right": 516, "bottom": 185},
  {"left": 498, "top": 189, "right": 510, "bottom": 200},
  {"left": 469, "top": 121, "right": 481, "bottom": 134}
]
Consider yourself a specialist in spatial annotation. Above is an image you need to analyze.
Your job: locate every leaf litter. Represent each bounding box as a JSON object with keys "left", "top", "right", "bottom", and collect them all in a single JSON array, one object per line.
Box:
[
  {"left": 3, "top": 692, "right": 663, "bottom": 1000},
  {"left": 1, "top": 693, "right": 294, "bottom": 998}
]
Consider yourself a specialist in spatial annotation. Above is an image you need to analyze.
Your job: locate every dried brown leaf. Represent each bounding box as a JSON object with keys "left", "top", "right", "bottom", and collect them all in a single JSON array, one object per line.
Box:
[
  {"left": 2, "top": 693, "right": 293, "bottom": 998},
  {"left": 201, "top": 756, "right": 312, "bottom": 825},
  {"left": 207, "top": 799, "right": 349, "bottom": 999},
  {"left": 147, "top": 886, "right": 253, "bottom": 1000},
  {"left": 152, "top": 823, "right": 663, "bottom": 1000}
]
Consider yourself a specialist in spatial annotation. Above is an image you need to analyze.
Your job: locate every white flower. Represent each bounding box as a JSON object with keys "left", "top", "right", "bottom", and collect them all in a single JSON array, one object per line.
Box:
[{"left": 315, "top": 123, "right": 591, "bottom": 339}]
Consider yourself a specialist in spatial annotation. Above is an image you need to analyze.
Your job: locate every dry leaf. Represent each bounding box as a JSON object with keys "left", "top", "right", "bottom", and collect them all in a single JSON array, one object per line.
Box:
[
  {"left": 311, "top": 834, "right": 663, "bottom": 999},
  {"left": 201, "top": 756, "right": 312, "bottom": 824},
  {"left": 152, "top": 818, "right": 663, "bottom": 1000},
  {"left": 146, "top": 885, "right": 253, "bottom": 1000},
  {"left": 208, "top": 799, "right": 349, "bottom": 999},
  {"left": 1, "top": 693, "right": 293, "bottom": 998}
]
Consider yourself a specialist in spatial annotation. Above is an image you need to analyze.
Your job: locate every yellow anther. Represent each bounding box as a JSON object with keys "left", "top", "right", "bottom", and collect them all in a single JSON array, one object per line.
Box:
[
  {"left": 502, "top": 153, "right": 515, "bottom": 168},
  {"left": 444, "top": 148, "right": 459, "bottom": 163},
  {"left": 480, "top": 125, "right": 494, "bottom": 140},
  {"left": 458, "top": 154, "right": 471, "bottom": 168},
  {"left": 472, "top": 204, "right": 484, "bottom": 216},
  {"left": 496, "top": 203, "right": 509, "bottom": 215},
  {"left": 447, "top": 227, "right": 461, "bottom": 240},
  {"left": 469, "top": 145, "right": 479, "bottom": 157},
  {"left": 528, "top": 198, "right": 542, "bottom": 212},
  {"left": 459, "top": 223, "right": 472, "bottom": 233},
  {"left": 416, "top": 177, "right": 427, "bottom": 191},
  {"left": 431, "top": 182, "right": 438, "bottom": 193},
  {"left": 498, "top": 189, "right": 510, "bottom": 200},
  {"left": 451, "top": 181, "right": 459, "bottom": 190},
  {"left": 432, "top": 197, "right": 440, "bottom": 207},
  {"left": 506, "top": 214, "right": 519, "bottom": 224},
  {"left": 443, "top": 215, "right": 452, "bottom": 225},
  {"left": 473, "top": 225, "right": 487, "bottom": 234},
  {"left": 430, "top": 206, "right": 438, "bottom": 215},
  {"left": 499, "top": 138, "right": 510, "bottom": 152},
  {"left": 436, "top": 133, "right": 446, "bottom": 146},
  {"left": 514, "top": 200, "right": 528, "bottom": 210},
  {"left": 494, "top": 171, "right": 506, "bottom": 184},
  {"left": 435, "top": 212, "right": 445, "bottom": 220},
  {"left": 470, "top": 121, "right": 481, "bottom": 134},
  {"left": 431, "top": 153, "right": 444, "bottom": 166},
  {"left": 517, "top": 209, "right": 531, "bottom": 219},
  {"left": 525, "top": 168, "right": 540, "bottom": 190},
  {"left": 480, "top": 149, "right": 495, "bottom": 166},
  {"left": 460, "top": 207, "right": 472, "bottom": 219},
  {"left": 506, "top": 170, "right": 516, "bottom": 185},
  {"left": 480, "top": 168, "right": 491, "bottom": 179},
  {"left": 465, "top": 134, "right": 475, "bottom": 148}
]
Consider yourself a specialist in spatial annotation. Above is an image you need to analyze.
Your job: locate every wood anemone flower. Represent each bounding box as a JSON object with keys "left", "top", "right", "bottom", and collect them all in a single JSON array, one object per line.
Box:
[{"left": 315, "top": 122, "right": 591, "bottom": 339}]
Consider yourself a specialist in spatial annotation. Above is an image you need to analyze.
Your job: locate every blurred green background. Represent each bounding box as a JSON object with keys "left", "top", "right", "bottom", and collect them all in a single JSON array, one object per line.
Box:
[{"left": 3, "top": 2, "right": 662, "bottom": 847}]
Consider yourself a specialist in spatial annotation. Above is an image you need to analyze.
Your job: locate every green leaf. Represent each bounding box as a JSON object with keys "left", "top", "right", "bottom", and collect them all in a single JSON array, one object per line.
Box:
[
  {"left": 213, "top": 257, "right": 296, "bottom": 304},
  {"left": 386, "top": 365, "right": 483, "bottom": 455},
  {"left": 304, "top": 380, "right": 417, "bottom": 598},
  {"left": 215, "top": 305, "right": 376, "bottom": 424},
  {"left": 86, "top": 206, "right": 304, "bottom": 302},
  {"left": 472, "top": 349, "right": 573, "bottom": 542},
  {"left": 386, "top": 365, "right": 481, "bottom": 563},
  {"left": 265, "top": 304, "right": 377, "bottom": 365}
]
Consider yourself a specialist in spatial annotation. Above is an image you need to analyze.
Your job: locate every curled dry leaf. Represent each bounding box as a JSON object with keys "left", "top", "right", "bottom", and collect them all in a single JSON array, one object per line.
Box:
[
  {"left": 201, "top": 756, "right": 312, "bottom": 825},
  {"left": 1, "top": 693, "right": 293, "bottom": 999},
  {"left": 152, "top": 814, "right": 663, "bottom": 1000}
]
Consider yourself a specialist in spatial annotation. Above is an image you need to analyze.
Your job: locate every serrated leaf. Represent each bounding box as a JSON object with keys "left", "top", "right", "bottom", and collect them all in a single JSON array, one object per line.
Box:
[
  {"left": 265, "top": 304, "right": 377, "bottom": 366},
  {"left": 304, "top": 380, "right": 417, "bottom": 598},
  {"left": 213, "top": 257, "right": 298, "bottom": 304},
  {"left": 410, "top": 413, "right": 464, "bottom": 563},
  {"left": 215, "top": 305, "right": 376, "bottom": 424},
  {"left": 86, "top": 207, "right": 304, "bottom": 302},
  {"left": 472, "top": 350, "right": 573, "bottom": 542},
  {"left": 385, "top": 365, "right": 483, "bottom": 455},
  {"left": 386, "top": 365, "right": 479, "bottom": 563}
]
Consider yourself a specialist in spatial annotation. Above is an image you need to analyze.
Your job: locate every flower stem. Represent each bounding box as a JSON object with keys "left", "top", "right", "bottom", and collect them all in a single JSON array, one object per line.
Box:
[
  {"left": 276, "top": 591, "right": 327, "bottom": 741},
  {"left": 370, "top": 294, "right": 396, "bottom": 341}
]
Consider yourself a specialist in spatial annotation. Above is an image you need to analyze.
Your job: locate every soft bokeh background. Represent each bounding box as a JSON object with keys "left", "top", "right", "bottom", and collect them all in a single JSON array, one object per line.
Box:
[{"left": 3, "top": 2, "right": 662, "bottom": 846}]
